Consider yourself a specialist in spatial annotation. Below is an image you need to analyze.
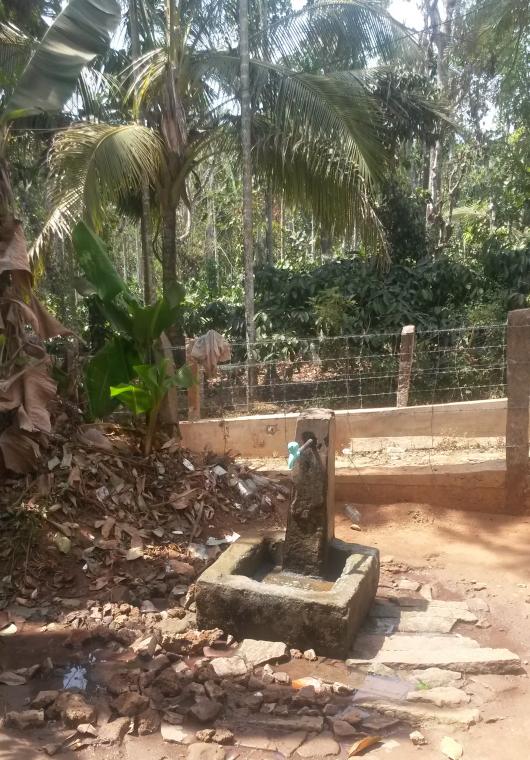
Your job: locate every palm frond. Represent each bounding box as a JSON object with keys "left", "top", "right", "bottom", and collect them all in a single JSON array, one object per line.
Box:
[
  {"left": 257, "top": 0, "right": 418, "bottom": 69},
  {"left": 0, "top": 22, "right": 33, "bottom": 90},
  {"left": 251, "top": 113, "right": 387, "bottom": 257},
  {"left": 201, "top": 52, "right": 387, "bottom": 183},
  {"left": 48, "top": 123, "right": 163, "bottom": 230}
]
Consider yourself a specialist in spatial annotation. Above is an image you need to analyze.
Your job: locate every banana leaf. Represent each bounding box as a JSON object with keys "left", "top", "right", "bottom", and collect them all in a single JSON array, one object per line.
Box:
[{"left": 4, "top": 0, "right": 121, "bottom": 121}]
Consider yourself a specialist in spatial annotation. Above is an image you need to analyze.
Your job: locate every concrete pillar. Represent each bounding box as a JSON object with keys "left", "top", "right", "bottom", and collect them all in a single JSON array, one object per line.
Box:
[
  {"left": 505, "top": 309, "right": 530, "bottom": 513},
  {"left": 282, "top": 409, "right": 335, "bottom": 576},
  {"left": 397, "top": 324, "right": 416, "bottom": 407}
]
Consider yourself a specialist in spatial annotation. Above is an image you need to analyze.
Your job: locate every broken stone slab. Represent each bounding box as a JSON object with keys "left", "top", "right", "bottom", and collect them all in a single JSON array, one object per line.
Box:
[
  {"left": 161, "top": 722, "right": 196, "bottom": 744},
  {"left": 32, "top": 690, "right": 60, "bottom": 708},
  {"left": 96, "top": 717, "right": 131, "bottom": 746},
  {"left": 137, "top": 708, "right": 161, "bottom": 735},
  {"left": 370, "top": 599, "right": 478, "bottom": 627},
  {"left": 398, "top": 580, "right": 421, "bottom": 591},
  {"left": 467, "top": 597, "right": 490, "bottom": 614},
  {"left": 131, "top": 633, "right": 158, "bottom": 657},
  {"left": 237, "top": 638, "right": 289, "bottom": 667},
  {"left": 232, "top": 713, "right": 324, "bottom": 734},
  {"left": 409, "top": 668, "right": 462, "bottom": 688},
  {"left": 331, "top": 718, "right": 357, "bottom": 737},
  {"left": 113, "top": 692, "right": 149, "bottom": 717},
  {"left": 187, "top": 742, "right": 226, "bottom": 760},
  {"left": 274, "top": 731, "right": 307, "bottom": 757},
  {"left": 407, "top": 686, "right": 470, "bottom": 708},
  {"left": 5, "top": 709, "right": 44, "bottom": 729},
  {"left": 297, "top": 732, "right": 340, "bottom": 758},
  {"left": 361, "top": 715, "right": 401, "bottom": 732},
  {"left": 54, "top": 693, "right": 97, "bottom": 726},
  {"left": 354, "top": 633, "right": 480, "bottom": 656},
  {"left": 440, "top": 735, "right": 464, "bottom": 760},
  {"left": 355, "top": 699, "right": 480, "bottom": 727},
  {"left": 349, "top": 633, "right": 521, "bottom": 674},
  {"left": 375, "top": 610, "right": 478, "bottom": 634},
  {"left": 189, "top": 698, "right": 223, "bottom": 722},
  {"left": 210, "top": 656, "right": 247, "bottom": 678},
  {"left": 156, "top": 614, "right": 197, "bottom": 648}
]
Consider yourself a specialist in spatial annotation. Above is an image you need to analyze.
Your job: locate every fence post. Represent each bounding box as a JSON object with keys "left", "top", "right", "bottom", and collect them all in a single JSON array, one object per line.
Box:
[
  {"left": 505, "top": 309, "right": 530, "bottom": 513},
  {"left": 186, "top": 340, "right": 201, "bottom": 421},
  {"left": 396, "top": 324, "right": 416, "bottom": 407}
]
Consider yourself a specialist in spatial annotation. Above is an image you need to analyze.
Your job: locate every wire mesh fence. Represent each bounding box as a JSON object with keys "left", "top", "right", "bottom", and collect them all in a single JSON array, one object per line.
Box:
[{"left": 189, "top": 323, "right": 507, "bottom": 419}]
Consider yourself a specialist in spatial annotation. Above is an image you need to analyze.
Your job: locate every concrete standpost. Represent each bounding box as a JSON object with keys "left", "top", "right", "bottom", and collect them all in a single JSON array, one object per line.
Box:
[
  {"left": 505, "top": 309, "right": 530, "bottom": 513},
  {"left": 186, "top": 340, "right": 201, "bottom": 421},
  {"left": 397, "top": 324, "right": 416, "bottom": 407},
  {"left": 282, "top": 409, "right": 335, "bottom": 576}
]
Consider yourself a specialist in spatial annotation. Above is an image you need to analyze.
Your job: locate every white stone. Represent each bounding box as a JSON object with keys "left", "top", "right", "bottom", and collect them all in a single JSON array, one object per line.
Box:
[
  {"left": 409, "top": 730, "right": 427, "bottom": 746},
  {"left": 409, "top": 667, "right": 462, "bottom": 688},
  {"left": 440, "top": 736, "right": 463, "bottom": 760},
  {"left": 161, "top": 722, "right": 195, "bottom": 744},
  {"left": 237, "top": 639, "right": 288, "bottom": 667},
  {"left": 350, "top": 633, "right": 520, "bottom": 674},
  {"left": 467, "top": 597, "right": 490, "bottom": 614},
  {"left": 407, "top": 686, "right": 470, "bottom": 708},
  {"left": 398, "top": 579, "right": 421, "bottom": 591},
  {"left": 210, "top": 656, "right": 247, "bottom": 678},
  {"left": 353, "top": 700, "right": 479, "bottom": 727}
]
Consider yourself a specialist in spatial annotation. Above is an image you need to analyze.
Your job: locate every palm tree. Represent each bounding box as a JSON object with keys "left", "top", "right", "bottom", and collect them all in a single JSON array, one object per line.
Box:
[
  {"left": 39, "top": 1, "right": 440, "bottom": 344},
  {"left": 239, "top": 0, "right": 256, "bottom": 399}
]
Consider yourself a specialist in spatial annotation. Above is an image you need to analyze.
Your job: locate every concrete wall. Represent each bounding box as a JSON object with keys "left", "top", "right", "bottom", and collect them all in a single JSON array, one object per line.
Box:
[
  {"left": 180, "top": 398, "right": 507, "bottom": 458},
  {"left": 334, "top": 460, "right": 509, "bottom": 513}
]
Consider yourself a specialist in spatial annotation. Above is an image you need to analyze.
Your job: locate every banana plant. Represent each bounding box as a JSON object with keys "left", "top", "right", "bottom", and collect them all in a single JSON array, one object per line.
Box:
[
  {"left": 0, "top": 1, "right": 120, "bottom": 473},
  {"left": 72, "top": 220, "right": 190, "bottom": 420},
  {"left": 111, "top": 360, "right": 194, "bottom": 455}
]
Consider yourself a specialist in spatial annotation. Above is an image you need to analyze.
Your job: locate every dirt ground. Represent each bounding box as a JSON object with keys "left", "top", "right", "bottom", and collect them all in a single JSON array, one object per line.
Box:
[
  {"left": 334, "top": 501, "right": 530, "bottom": 759},
  {"left": 1, "top": 500, "right": 530, "bottom": 760}
]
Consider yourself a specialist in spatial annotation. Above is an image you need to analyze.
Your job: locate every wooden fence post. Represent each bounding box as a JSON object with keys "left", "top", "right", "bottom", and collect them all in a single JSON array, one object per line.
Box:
[
  {"left": 186, "top": 339, "right": 201, "bottom": 420},
  {"left": 505, "top": 309, "right": 530, "bottom": 513},
  {"left": 396, "top": 324, "right": 416, "bottom": 407}
]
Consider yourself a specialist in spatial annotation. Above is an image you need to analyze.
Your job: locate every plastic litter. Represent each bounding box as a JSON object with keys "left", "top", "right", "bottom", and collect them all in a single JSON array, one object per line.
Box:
[
  {"left": 63, "top": 665, "right": 87, "bottom": 690},
  {"left": 206, "top": 532, "right": 240, "bottom": 546}
]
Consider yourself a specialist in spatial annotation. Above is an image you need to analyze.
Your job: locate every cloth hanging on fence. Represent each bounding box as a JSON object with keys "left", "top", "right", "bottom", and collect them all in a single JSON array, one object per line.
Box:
[{"left": 190, "top": 330, "right": 231, "bottom": 378}]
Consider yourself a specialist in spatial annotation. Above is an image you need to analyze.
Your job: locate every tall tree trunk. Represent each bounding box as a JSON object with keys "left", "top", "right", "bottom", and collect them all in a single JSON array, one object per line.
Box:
[
  {"left": 265, "top": 183, "right": 274, "bottom": 264},
  {"left": 425, "top": 0, "right": 454, "bottom": 247},
  {"left": 129, "top": 0, "right": 154, "bottom": 304},
  {"left": 161, "top": 196, "right": 184, "bottom": 343},
  {"left": 239, "top": 0, "right": 256, "bottom": 406}
]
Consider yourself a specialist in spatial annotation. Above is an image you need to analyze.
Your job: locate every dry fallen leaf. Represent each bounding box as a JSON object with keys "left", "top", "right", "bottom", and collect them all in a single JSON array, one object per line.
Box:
[
  {"left": 0, "top": 623, "right": 17, "bottom": 637},
  {"left": 53, "top": 534, "right": 71, "bottom": 555},
  {"left": 0, "top": 671, "right": 26, "bottom": 685},
  {"left": 348, "top": 736, "right": 381, "bottom": 756},
  {"left": 126, "top": 546, "right": 144, "bottom": 561}
]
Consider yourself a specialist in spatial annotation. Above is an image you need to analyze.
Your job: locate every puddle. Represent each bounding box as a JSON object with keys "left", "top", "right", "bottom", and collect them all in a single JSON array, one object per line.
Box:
[{"left": 254, "top": 565, "right": 335, "bottom": 592}]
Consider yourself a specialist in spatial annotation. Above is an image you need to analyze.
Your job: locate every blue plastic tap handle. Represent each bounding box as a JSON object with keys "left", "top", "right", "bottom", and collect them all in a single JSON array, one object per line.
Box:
[{"left": 287, "top": 441, "right": 300, "bottom": 470}]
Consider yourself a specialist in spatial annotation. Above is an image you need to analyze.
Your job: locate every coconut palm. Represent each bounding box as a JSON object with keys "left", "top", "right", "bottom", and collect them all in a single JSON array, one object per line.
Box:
[{"left": 40, "top": 0, "right": 441, "bottom": 345}]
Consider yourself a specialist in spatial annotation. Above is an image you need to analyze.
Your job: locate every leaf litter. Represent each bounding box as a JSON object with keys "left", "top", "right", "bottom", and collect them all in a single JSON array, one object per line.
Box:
[{"left": 0, "top": 415, "right": 288, "bottom": 611}]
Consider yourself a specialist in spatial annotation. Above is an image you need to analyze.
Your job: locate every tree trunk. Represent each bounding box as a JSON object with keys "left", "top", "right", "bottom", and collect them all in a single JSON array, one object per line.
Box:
[
  {"left": 129, "top": 0, "right": 155, "bottom": 304},
  {"left": 160, "top": 197, "right": 185, "bottom": 362},
  {"left": 265, "top": 183, "right": 274, "bottom": 264},
  {"left": 239, "top": 0, "right": 256, "bottom": 407}
]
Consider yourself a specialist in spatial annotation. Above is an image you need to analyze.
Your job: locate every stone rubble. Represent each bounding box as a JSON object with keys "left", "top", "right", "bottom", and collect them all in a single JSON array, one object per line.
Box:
[{"left": 0, "top": 567, "right": 521, "bottom": 759}]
